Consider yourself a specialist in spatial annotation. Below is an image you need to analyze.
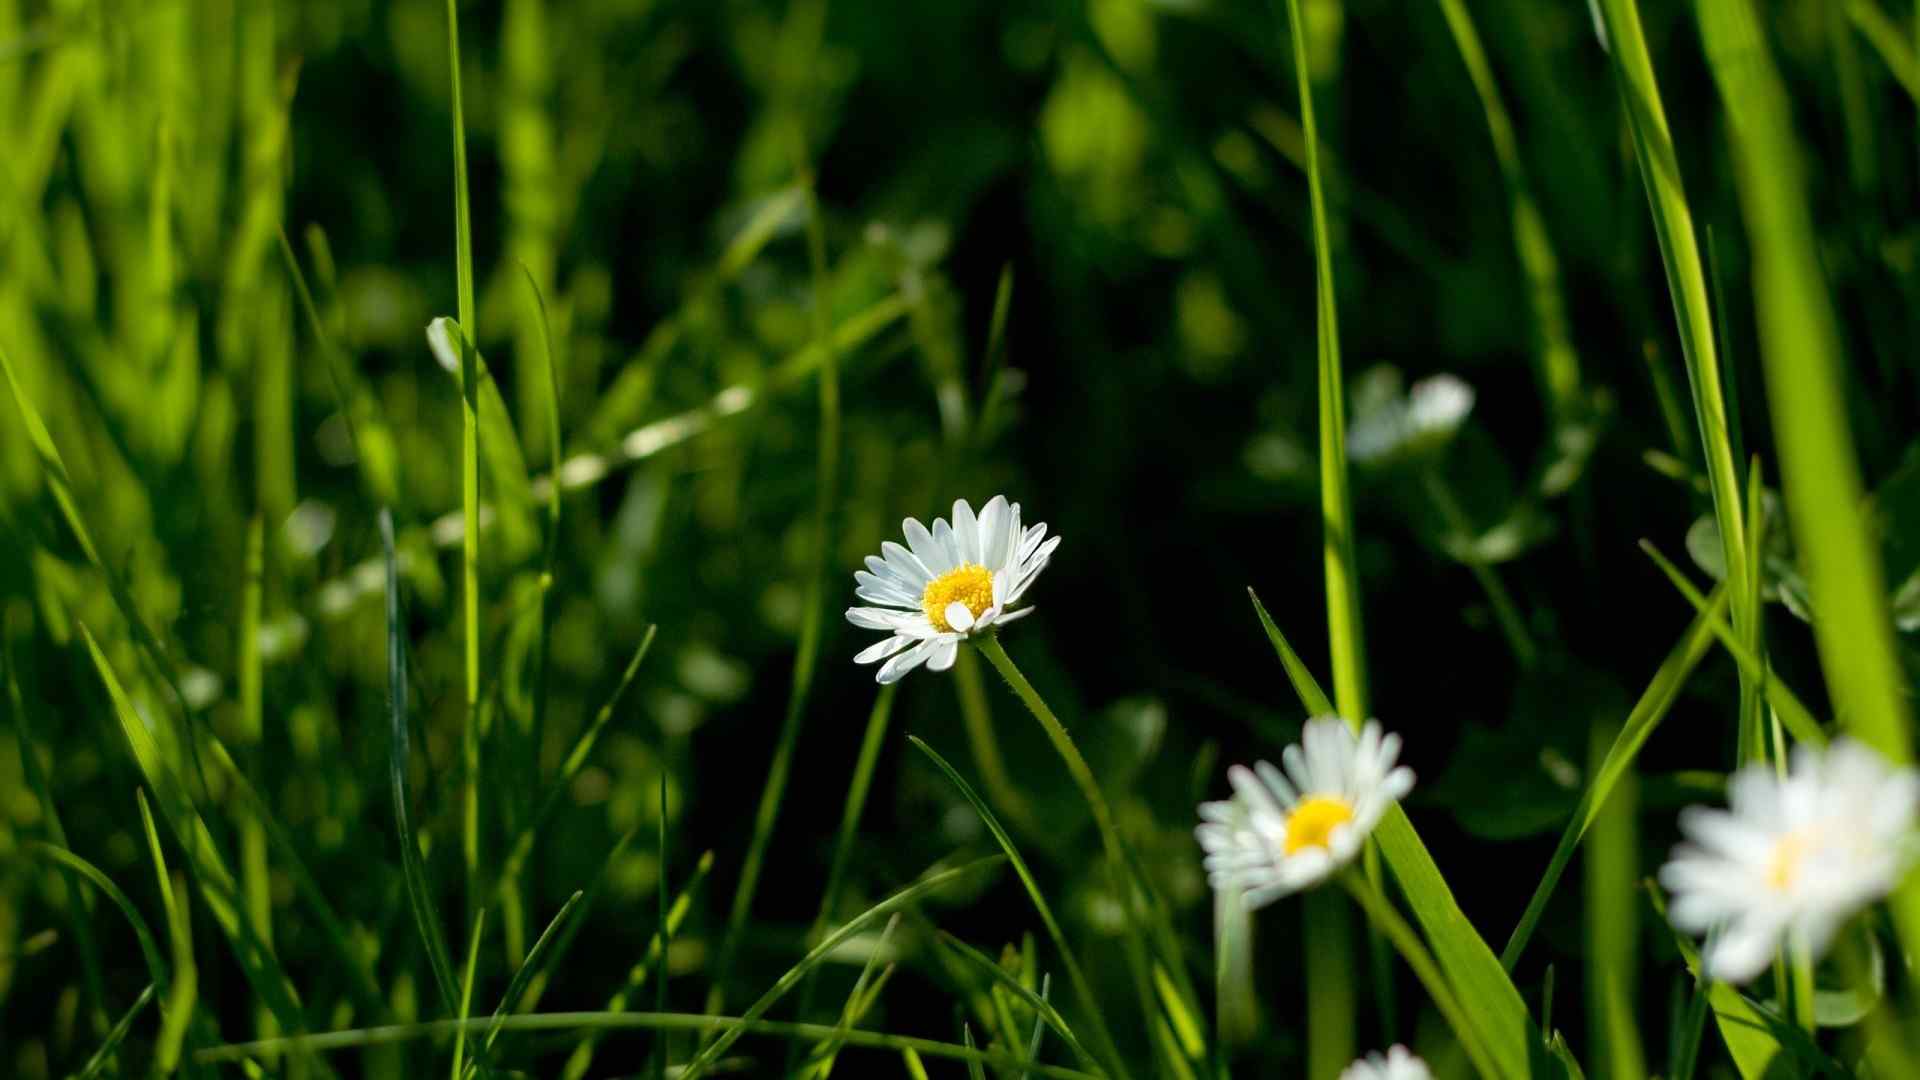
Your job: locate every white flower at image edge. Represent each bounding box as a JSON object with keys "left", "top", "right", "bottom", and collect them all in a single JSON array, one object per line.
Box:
[
  {"left": 1341, "top": 1045, "right": 1434, "bottom": 1080},
  {"left": 845, "top": 496, "right": 1060, "bottom": 684},
  {"left": 1660, "top": 738, "right": 1920, "bottom": 984},
  {"left": 1196, "top": 717, "right": 1415, "bottom": 908}
]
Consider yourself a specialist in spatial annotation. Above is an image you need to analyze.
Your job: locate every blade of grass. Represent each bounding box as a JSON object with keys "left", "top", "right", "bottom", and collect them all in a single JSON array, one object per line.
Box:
[
  {"left": 1592, "top": 0, "right": 1760, "bottom": 767},
  {"left": 138, "top": 790, "right": 198, "bottom": 1073},
  {"left": 381, "top": 508, "right": 464, "bottom": 1023},
  {"left": 934, "top": 933, "right": 1099, "bottom": 1075},
  {"left": 1340, "top": 872, "right": 1505, "bottom": 1080},
  {"left": 197, "top": 1011, "right": 1104, "bottom": 1079},
  {"left": 495, "top": 627, "right": 657, "bottom": 903},
  {"left": 238, "top": 514, "right": 277, "bottom": 1050},
  {"left": 1585, "top": 716, "right": 1646, "bottom": 1080},
  {"left": 560, "top": 850, "right": 715, "bottom": 1080},
  {"left": 909, "top": 736, "right": 1135, "bottom": 1080},
  {"left": 453, "top": 908, "right": 487, "bottom": 1080},
  {"left": 1501, "top": 586, "right": 1725, "bottom": 968},
  {"left": 802, "top": 913, "right": 898, "bottom": 1078},
  {"left": 788, "top": 683, "right": 897, "bottom": 1068},
  {"left": 74, "top": 983, "right": 156, "bottom": 1080},
  {"left": 466, "top": 891, "right": 583, "bottom": 1068},
  {"left": 80, "top": 625, "right": 311, "bottom": 1053},
  {"left": 517, "top": 263, "right": 564, "bottom": 814},
  {"left": 6, "top": 648, "right": 109, "bottom": 1030},
  {"left": 679, "top": 855, "right": 1007, "bottom": 1080},
  {"left": 1637, "top": 543, "right": 1823, "bottom": 745},
  {"left": 1849, "top": 0, "right": 1920, "bottom": 102},
  {"left": 1431, "top": 0, "right": 1583, "bottom": 420},
  {"left": 444, "top": 0, "right": 485, "bottom": 935},
  {"left": 1697, "top": 0, "right": 1920, "bottom": 1000},
  {"left": 24, "top": 842, "right": 169, "bottom": 993}
]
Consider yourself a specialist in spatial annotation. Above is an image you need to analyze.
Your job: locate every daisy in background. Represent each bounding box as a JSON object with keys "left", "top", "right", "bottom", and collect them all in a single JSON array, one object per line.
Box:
[
  {"left": 1660, "top": 738, "right": 1920, "bottom": 984},
  {"left": 846, "top": 496, "right": 1060, "bottom": 684},
  {"left": 1347, "top": 370, "right": 1475, "bottom": 467},
  {"left": 1341, "top": 1046, "right": 1433, "bottom": 1080},
  {"left": 1197, "top": 717, "right": 1415, "bottom": 909}
]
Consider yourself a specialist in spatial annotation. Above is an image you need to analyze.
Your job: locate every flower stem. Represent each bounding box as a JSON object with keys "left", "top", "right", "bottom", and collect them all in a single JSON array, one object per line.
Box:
[
  {"left": 973, "top": 633, "right": 1170, "bottom": 1072},
  {"left": 973, "top": 635, "right": 1125, "bottom": 877}
]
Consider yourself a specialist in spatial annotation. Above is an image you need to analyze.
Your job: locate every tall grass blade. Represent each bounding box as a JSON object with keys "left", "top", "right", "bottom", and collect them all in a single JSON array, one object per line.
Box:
[
  {"left": 381, "top": 509, "right": 464, "bottom": 1021},
  {"left": 1696, "top": 0, "right": 1920, "bottom": 988},
  {"left": 197, "top": 1011, "right": 1104, "bottom": 1079},
  {"left": 74, "top": 983, "right": 156, "bottom": 1080},
  {"left": 933, "top": 933, "right": 1099, "bottom": 1074},
  {"left": 453, "top": 908, "right": 487, "bottom": 1080},
  {"left": 678, "top": 855, "right": 1006, "bottom": 1080},
  {"left": 1501, "top": 587, "right": 1724, "bottom": 969},
  {"left": 138, "top": 789, "right": 198, "bottom": 1073},
  {"left": 910, "top": 736, "right": 1134, "bottom": 1080}
]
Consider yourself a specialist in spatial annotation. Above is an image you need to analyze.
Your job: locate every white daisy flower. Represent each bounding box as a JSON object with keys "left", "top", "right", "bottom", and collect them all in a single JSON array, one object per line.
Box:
[
  {"left": 1348, "top": 372, "right": 1476, "bottom": 465},
  {"left": 1196, "top": 718, "right": 1415, "bottom": 909},
  {"left": 1341, "top": 1045, "right": 1434, "bottom": 1080},
  {"left": 845, "top": 496, "right": 1061, "bottom": 684},
  {"left": 1659, "top": 738, "right": 1920, "bottom": 985}
]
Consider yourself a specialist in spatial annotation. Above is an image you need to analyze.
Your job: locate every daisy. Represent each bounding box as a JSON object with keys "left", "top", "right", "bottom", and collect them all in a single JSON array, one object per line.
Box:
[
  {"left": 1341, "top": 1046, "right": 1433, "bottom": 1080},
  {"left": 1659, "top": 738, "right": 1920, "bottom": 984},
  {"left": 845, "top": 496, "right": 1061, "bottom": 684},
  {"left": 1348, "top": 372, "right": 1475, "bottom": 465},
  {"left": 1196, "top": 717, "right": 1415, "bottom": 909}
]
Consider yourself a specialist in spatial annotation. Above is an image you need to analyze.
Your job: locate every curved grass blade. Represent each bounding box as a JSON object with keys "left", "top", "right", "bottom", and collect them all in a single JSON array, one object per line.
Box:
[
  {"left": 1341, "top": 873, "right": 1507, "bottom": 1080},
  {"left": 467, "top": 891, "right": 584, "bottom": 1067},
  {"left": 74, "top": 983, "right": 156, "bottom": 1080},
  {"left": 138, "top": 789, "right": 198, "bottom": 1072},
  {"left": 560, "top": 850, "right": 716, "bottom": 1080},
  {"left": 934, "top": 932, "right": 1100, "bottom": 1074},
  {"left": 80, "top": 625, "right": 310, "bottom": 1051},
  {"left": 8, "top": 653, "right": 109, "bottom": 1026},
  {"left": 1500, "top": 586, "right": 1725, "bottom": 969},
  {"left": 24, "top": 843, "right": 169, "bottom": 993},
  {"left": 517, "top": 262, "right": 564, "bottom": 795},
  {"left": 453, "top": 908, "right": 487, "bottom": 1080},
  {"left": 803, "top": 913, "right": 898, "bottom": 1079},
  {"left": 194, "top": 1011, "right": 1105, "bottom": 1079},
  {"left": 910, "top": 736, "right": 1133, "bottom": 1080},
  {"left": 788, "top": 682, "right": 896, "bottom": 1066},
  {"left": 1637, "top": 543, "right": 1823, "bottom": 745},
  {"left": 1848, "top": 0, "right": 1920, "bottom": 103},
  {"left": 382, "top": 508, "right": 464, "bottom": 1022},
  {"left": 678, "top": 855, "right": 1007, "bottom": 1080},
  {"left": 496, "top": 627, "right": 657, "bottom": 901}
]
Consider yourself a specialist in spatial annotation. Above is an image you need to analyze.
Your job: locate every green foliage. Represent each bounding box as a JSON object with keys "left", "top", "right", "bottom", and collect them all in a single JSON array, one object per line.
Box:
[{"left": 3, "top": 1, "right": 1919, "bottom": 1078}]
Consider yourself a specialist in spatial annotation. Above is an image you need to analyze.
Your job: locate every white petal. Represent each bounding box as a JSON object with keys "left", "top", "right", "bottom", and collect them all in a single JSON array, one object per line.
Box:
[
  {"left": 903, "top": 518, "right": 949, "bottom": 573},
  {"left": 945, "top": 602, "right": 975, "bottom": 633},
  {"left": 979, "top": 496, "right": 1012, "bottom": 569},
  {"left": 993, "top": 605, "right": 1034, "bottom": 626},
  {"left": 877, "top": 639, "right": 938, "bottom": 684},
  {"left": 931, "top": 516, "right": 961, "bottom": 569},
  {"left": 880, "top": 541, "right": 933, "bottom": 586},
  {"left": 951, "top": 500, "right": 980, "bottom": 565},
  {"left": 925, "top": 639, "right": 959, "bottom": 672},
  {"left": 854, "top": 635, "right": 913, "bottom": 664}
]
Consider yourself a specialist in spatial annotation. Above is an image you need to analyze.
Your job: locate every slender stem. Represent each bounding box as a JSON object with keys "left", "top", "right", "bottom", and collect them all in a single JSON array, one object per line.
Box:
[
  {"left": 1421, "top": 471, "right": 1537, "bottom": 668},
  {"left": 1789, "top": 935, "right": 1816, "bottom": 1034},
  {"left": 1340, "top": 870, "right": 1505, "bottom": 1080},
  {"left": 973, "top": 633, "right": 1169, "bottom": 1073},
  {"left": 974, "top": 635, "right": 1126, "bottom": 883},
  {"left": 952, "top": 646, "right": 1037, "bottom": 834}
]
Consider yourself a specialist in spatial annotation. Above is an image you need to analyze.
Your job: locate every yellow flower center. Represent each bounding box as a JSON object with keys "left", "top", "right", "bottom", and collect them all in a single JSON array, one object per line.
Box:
[
  {"left": 1767, "top": 831, "right": 1812, "bottom": 891},
  {"left": 922, "top": 563, "right": 995, "bottom": 633},
  {"left": 1284, "top": 796, "right": 1356, "bottom": 855}
]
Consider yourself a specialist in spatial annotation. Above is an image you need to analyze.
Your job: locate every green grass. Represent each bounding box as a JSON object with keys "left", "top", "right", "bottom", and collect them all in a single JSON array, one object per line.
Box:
[{"left": 4, "top": 2, "right": 1920, "bottom": 1078}]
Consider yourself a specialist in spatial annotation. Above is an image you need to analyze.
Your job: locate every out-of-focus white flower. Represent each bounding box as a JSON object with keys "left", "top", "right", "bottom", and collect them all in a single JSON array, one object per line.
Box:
[
  {"left": 1347, "top": 373, "right": 1475, "bottom": 465},
  {"left": 844, "top": 496, "right": 1059, "bottom": 684},
  {"left": 1660, "top": 739, "right": 1920, "bottom": 984},
  {"left": 1196, "top": 718, "right": 1415, "bottom": 908},
  {"left": 1341, "top": 1045, "right": 1434, "bottom": 1080}
]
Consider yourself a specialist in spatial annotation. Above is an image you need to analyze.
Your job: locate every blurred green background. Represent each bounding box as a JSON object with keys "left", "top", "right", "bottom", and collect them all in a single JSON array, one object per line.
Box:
[{"left": 2, "top": 0, "right": 1918, "bottom": 1076}]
